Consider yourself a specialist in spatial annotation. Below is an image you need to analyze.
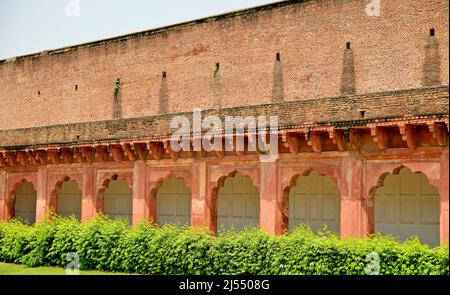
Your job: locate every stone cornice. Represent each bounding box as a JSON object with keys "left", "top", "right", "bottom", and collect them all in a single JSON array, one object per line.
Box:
[{"left": 0, "top": 86, "right": 448, "bottom": 150}]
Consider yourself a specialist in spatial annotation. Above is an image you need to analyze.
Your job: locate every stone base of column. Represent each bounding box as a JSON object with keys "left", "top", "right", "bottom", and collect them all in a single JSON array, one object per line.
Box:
[
  {"left": 191, "top": 160, "right": 211, "bottom": 231},
  {"left": 81, "top": 166, "right": 97, "bottom": 222},
  {"left": 340, "top": 151, "right": 369, "bottom": 239},
  {"left": 132, "top": 161, "right": 149, "bottom": 226},
  {"left": 0, "top": 171, "right": 7, "bottom": 221},
  {"left": 440, "top": 148, "right": 449, "bottom": 245},
  {"left": 35, "top": 167, "right": 49, "bottom": 222},
  {"left": 260, "top": 158, "right": 283, "bottom": 235}
]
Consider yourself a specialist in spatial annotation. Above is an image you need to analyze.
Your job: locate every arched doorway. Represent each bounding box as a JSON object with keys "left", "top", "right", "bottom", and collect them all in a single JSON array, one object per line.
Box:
[
  {"left": 103, "top": 178, "right": 133, "bottom": 225},
  {"left": 217, "top": 172, "right": 259, "bottom": 231},
  {"left": 156, "top": 177, "right": 191, "bottom": 225},
  {"left": 56, "top": 180, "right": 82, "bottom": 220},
  {"left": 288, "top": 171, "right": 340, "bottom": 233},
  {"left": 14, "top": 182, "right": 37, "bottom": 224},
  {"left": 374, "top": 167, "right": 439, "bottom": 246}
]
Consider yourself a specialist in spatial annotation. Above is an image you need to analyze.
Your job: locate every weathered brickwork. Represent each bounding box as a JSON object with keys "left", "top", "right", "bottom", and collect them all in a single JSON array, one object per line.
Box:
[
  {"left": 0, "top": 1, "right": 448, "bottom": 246},
  {"left": 0, "top": 86, "right": 447, "bottom": 148},
  {"left": 0, "top": 0, "right": 448, "bottom": 130}
]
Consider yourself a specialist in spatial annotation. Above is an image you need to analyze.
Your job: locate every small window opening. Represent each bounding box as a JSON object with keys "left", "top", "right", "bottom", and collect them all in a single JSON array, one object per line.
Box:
[
  {"left": 359, "top": 110, "right": 366, "bottom": 119},
  {"left": 346, "top": 42, "right": 351, "bottom": 50},
  {"left": 215, "top": 63, "right": 220, "bottom": 70},
  {"left": 38, "top": 91, "right": 41, "bottom": 96},
  {"left": 430, "top": 28, "right": 435, "bottom": 36},
  {"left": 276, "top": 52, "right": 280, "bottom": 61},
  {"left": 162, "top": 70, "right": 167, "bottom": 78},
  {"left": 75, "top": 85, "right": 78, "bottom": 91}
]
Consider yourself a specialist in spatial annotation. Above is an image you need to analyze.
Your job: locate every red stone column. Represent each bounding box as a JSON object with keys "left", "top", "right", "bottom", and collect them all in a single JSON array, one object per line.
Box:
[
  {"left": 132, "top": 161, "right": 149, "bottom": 226},
  {"left": 35, "top": 166, "right": 49, "bottom": 222},
  {"left": 81, "top": 166, "right": 97, "bottom": 222},
  {"left": 0, "top": 171, "right": 7, "bottom": 221},
  {"left": 340, "top": 150, "right": 369, "bottom": 239},
  {"left": 259, "top": 157, "right": 283, "bottom": 235},
  {"left": 440, "top": 147, "right": 449, "bottom": 245},
  {"left": 191, "top": 159, "right": 210, "bottom": 231}
]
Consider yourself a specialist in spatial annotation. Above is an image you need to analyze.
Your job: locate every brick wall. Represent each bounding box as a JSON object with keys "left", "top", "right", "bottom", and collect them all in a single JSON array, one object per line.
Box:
[
  {"left": 1, "top": 86, "right": 447, "bottom": 148},
  {"left": 0, "top": 0, "right": 448, "bottom": 130}
]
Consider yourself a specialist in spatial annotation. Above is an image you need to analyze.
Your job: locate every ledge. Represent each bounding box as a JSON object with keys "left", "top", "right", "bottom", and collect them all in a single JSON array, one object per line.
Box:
[{"left": 0, "top": 86, "right": 448, "bottom": 149}]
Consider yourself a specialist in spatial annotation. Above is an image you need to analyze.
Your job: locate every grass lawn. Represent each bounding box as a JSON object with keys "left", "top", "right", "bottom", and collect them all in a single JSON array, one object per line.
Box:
[{"left": 0, "top": 262, "right": 130, "bottom": 275}]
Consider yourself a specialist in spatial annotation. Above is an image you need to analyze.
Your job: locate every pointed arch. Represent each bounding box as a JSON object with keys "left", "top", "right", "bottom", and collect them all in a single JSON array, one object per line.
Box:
[
  {"left": 149, "top": 170, "right": 192, "bottom": 198},
  {"left": 283, "top": 168, "right": 341, "bottom": 234},
  {"left": 11, "top": 181, "right": 37, "bottom": 224},
  {"left": 153, "top": 175, "right": 192, "bottom": 226},
  {"left": 98, "top": 174, "right": 133, "bottom": 225},
  {"left": 211, "top": 171, "right": 260, "bottom": 232},
  {"left": 370, "top": 165, "right": 440, "bottom": 246},
  {"left": 50, "top": 176, "right": 82, "bottom": 220}
]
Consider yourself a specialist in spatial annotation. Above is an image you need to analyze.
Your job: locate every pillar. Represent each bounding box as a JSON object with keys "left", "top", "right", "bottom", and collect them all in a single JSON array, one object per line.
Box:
[
  {"left": 259, "top": 157, "right": 283, "bottom": 235},
  {"left": 340, "top": 150, "right": 369, "bottom": 239},
  {"left": 35, "top": 166, "right": 49, "bottom": 222},
  {"left": 440, "top": 147, "right": 449, "bottom": 245},
  {"left": 191, "top": 159, "right": 210, "bottom": 231},
  {"left": 81, "top": 166, "right": 97, "bottom": 222},
  {"left": 132, "top": 161, "right": 149, "bottom": 226},
  {"left": 0, "top": 171, "right": 7, "bottom": 221}
]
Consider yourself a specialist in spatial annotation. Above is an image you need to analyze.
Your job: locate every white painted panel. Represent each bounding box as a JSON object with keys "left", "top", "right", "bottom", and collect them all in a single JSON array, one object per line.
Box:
[
  {"left": 14, "top": 182, "right": 37, "bottom": 224},
  {"left": 310, "top": 198, "right": 321, "bottom": 220},
  {"left": 322, "top": 196, "right": 337, "bottom": 221},
  {"left": 156, "top": 177, "right": 191, "bottom": 225},
  {"left": 420, "top": 176, "right": 439, "bottom": 195},
  {"left": 374, "top": 168, "right": 439, "bottom": 246},
  {"left": 289, "top": 172, "right": 340, "bottom": 234},
  {"left": 103, "top": 179, "right": 133, "bottom": 225},
  {"left": 246, "top": 198, "right": 257, "bottom": 218},
  {"left": 294, "top": 197, "right": 307, "bottom": 220},
  {"left": 232, "top": 198, "right": 245, "bottom": 217},
  {"left": 399, "top": 199, "right": 416, "bottom": 224},
  {"left": 322, "top": 177, "right": 336, "bottom": 194},
  {"left": 384, "top": 198, "right": 396, "bottom": 223},
  {"left": 218, "top": 173, "right": 259, "bottom": 231},
  {"left": 57, "top": 180, "right": 82, "bottom": 220},
  {"left": 420, "top": 199, "right": 440, "bottom": 223},
  {"left": 383, "top": 175, "right": 399, "bottom": 195}
]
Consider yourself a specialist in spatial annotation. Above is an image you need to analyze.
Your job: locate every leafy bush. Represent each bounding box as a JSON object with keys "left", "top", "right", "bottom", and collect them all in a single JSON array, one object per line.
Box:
[{"left": 0, "top": 217, "right": 447, "bottom": 275}]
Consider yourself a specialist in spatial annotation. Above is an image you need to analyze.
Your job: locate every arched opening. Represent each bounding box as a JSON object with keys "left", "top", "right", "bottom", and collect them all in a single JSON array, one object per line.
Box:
[
  {"left": 13, "top": 182, "right": 37, "bottom": 224},
  {"left": 288, "top": 171, "right": 340, "bottom": 233},
  {"left": 374, "top": 167, "right": 439, "bottom": 246},
  {"left": 103, "top": 178, "right": 133, "bottom": 225},
  {"left": 217, "top": 172, "right": 259, "bottom": 231},
  {"left": 56, "top": 179, "right": 82, "bottom": 220},
  {"left": 156, "top": 177, "right": 191, "bottom": 225}
]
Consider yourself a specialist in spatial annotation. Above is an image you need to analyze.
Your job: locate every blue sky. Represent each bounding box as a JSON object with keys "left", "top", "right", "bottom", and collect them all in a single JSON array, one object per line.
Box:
[{"left": 0, "top": 0, "right": 279, "bottom": 60}]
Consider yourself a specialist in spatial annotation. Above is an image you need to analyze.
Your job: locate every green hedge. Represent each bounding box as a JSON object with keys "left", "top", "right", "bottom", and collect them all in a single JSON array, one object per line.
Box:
[{"left": 0, "top": 216, "right": 448, "bottom": 275}]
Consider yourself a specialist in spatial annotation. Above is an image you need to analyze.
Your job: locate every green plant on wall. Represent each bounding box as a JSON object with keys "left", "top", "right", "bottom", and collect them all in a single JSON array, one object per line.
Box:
[{"left": 114, "top": 78, "right": 120, "bottom": 95}]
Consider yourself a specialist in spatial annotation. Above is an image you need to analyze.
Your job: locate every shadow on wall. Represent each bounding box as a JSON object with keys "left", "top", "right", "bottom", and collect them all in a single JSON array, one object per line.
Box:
[
  {"left": 212, "top": 63, "right": 222, "bottom": 109},
  {"left": 423, "top": 30, "right": 441, "bottom": 87},
  {"left": 272, "top": 53, "right": 284, "bottom": 103},
  {"left": 159, "top": 70, "right": 169, "bottom": 114},
  {"left": 340, "top": 43, "right": 356, "bottom": 95}
]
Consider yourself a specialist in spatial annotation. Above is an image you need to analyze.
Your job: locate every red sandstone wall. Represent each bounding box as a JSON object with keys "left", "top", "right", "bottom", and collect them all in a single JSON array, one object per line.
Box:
[{"left": 0, "top": 0, "right": 448, "bottom": 130}]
